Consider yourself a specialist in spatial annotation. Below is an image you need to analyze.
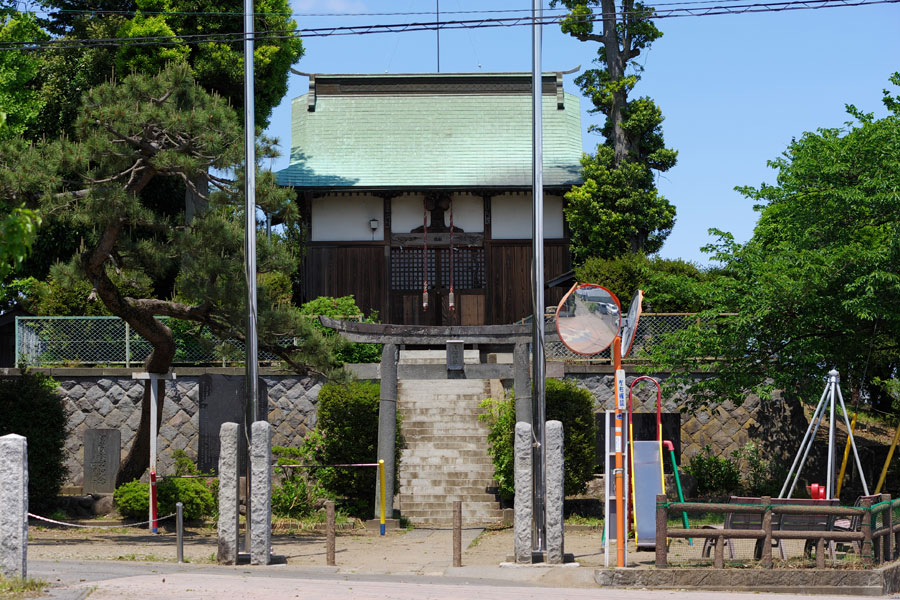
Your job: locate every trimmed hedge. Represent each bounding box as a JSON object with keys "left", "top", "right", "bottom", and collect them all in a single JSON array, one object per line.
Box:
[
  {"left": 304, "top": 380, "right": 402, "bottom": 517},
  {"left": 0, "top": 373, "right": 67, "bottom": 513},
  {"left": 481, "top": 378, "right": 597, "bottom": 501}
]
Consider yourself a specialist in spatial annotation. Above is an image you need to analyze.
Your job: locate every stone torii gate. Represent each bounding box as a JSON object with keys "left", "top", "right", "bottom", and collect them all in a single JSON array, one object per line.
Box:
[{"left": 319, "top": 317, "right": 560, "bottom": 520}]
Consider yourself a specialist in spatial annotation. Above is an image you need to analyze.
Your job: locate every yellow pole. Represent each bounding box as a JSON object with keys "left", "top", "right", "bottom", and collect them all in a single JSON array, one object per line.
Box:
[
  {"left": 875, "top": 422, "right": 900, "bottom": 494},
  {"left": 379, "top": 459, "right": 386, "bottom": 536},
  {"left": 629, "top": 417, "right": 637, "bottom": 533},
  {"left": 658, "top": 422, "right": 666, "bottom": 498},
  {"left": 836, "top": 414, "right": 857, "bottom": 498}
]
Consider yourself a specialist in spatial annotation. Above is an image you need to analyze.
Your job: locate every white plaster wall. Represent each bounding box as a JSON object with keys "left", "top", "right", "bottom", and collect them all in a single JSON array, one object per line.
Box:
[
  {"left": 311, "top": 194, "right": 383, "bottom": 241},
  {"left": 448, "top": 193, "right": 483, "bottom": 232},
  {"left": 391, "top": 194, "right": 426, "bottom": 233},
  {"left": 491, "top": 193, "right": 564, "bottom": 239}
]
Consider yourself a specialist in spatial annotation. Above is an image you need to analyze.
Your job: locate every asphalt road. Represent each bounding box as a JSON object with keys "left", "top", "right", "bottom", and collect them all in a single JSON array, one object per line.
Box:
[{"left": 30, "top": 559, "right": 881, "bottom": 600}]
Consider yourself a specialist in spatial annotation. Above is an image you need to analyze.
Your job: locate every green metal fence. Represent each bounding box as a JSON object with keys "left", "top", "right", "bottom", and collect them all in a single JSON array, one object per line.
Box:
[{"left": 15, "top": 313, "right": 696, "bottom": 367}]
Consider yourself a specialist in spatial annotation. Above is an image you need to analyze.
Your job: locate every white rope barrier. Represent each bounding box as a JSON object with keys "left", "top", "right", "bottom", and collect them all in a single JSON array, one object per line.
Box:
[{"left": 28, "top": 512, "right": 176, "bottom": 529}]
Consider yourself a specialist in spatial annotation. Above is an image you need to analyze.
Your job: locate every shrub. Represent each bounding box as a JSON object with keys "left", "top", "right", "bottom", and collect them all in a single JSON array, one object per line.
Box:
[
  {"left": 479, "top": 397, "right": 516, "bottom": 502},
  {"left": 480, "top": 379, "right": 598, "bottom": 501},
  {"left": 545, "top": 379, "right": 597, "bottom": 496},
  {"left": 114, "top": 477, "right": 216, "bottom": 521},
  {"left": 271, "top": 444, "right": 330, "bottom": 518},
  {"left": 733, "top": 441, "right": 786, "bottom": 497},
  {"left": 685, "top": 445, "right": 741, "bottom": 496},
  {"left": 0, "top": 372, "right": 67, "bottom": 514},
  {"left": 305, "top": 381, "right": 402, "bottom": 517},
  {"left": 113, "top": 480, "right": 148, "bottom": 518},
  {"left": 298, "top": 295, "right": 382, "bottom": 363}
]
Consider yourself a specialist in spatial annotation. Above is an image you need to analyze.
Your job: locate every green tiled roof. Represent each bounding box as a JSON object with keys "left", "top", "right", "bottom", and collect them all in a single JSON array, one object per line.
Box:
[{"left": 276, "top": 75, "right": 583, "bottom": 189}]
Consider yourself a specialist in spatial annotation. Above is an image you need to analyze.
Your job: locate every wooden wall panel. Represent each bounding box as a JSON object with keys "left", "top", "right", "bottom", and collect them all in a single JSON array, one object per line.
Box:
[
  {"left": 487, "top": 241, "right": 570, "bottom": 324},
  {"left": 302, "top": 245, "right": 386, "bottom": 317}
]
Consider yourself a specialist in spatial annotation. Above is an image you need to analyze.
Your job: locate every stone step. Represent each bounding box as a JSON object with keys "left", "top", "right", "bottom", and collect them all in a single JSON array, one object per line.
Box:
[
  {"left": 400, "top": 482, "right": 497, "bottom": 494},
  {"left": 399, "top": 456, "right": 494, "bottom": 466},
  {"left": 399, "top": 472, "right": 496, "bottom": 483},
  {"left": 400, "top": 498, "right": 502, "bottom": 509},
  {"left": 398, "top": 492, "right": 497, "bottom": 503},
  {"left": 403, "top": 441, "right": 488, "bottom": 451},
  {"left": 398, "top": 465, "right": 496, "bottom": 476},
  {"left": 404, "top": 434, "right": 487, "bottom": 444}
]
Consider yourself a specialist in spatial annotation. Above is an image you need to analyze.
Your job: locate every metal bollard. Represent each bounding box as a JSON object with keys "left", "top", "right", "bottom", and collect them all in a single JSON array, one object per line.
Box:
[{"left": 176, "top": 502, "right": 184, "bottom": 563}]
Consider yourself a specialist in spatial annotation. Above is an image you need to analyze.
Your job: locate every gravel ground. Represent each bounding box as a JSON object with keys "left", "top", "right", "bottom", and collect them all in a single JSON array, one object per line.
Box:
[{"left": 27, "top": 523, "right": 626, "bottom": 573}]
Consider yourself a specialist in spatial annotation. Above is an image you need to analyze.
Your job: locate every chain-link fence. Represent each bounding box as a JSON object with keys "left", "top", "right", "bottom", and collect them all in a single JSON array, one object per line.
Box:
[
  {"left": 544, "top": 312, "right": 697, "bottom": 362},
  {"left": 16, "top": 313, "right": 697, "bottom": 367},
  {"left": 15, "top": 316, "right": 284, "bottom": 367}
]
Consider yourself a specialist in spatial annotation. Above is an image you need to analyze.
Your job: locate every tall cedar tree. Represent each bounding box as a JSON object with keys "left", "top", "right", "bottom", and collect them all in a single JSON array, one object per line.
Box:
[
  {"left": 0, "top": 66, "right": 346, "bottom": 483},
  {"left": 552, "top": 0, "right": 677, "bottom": 262}
]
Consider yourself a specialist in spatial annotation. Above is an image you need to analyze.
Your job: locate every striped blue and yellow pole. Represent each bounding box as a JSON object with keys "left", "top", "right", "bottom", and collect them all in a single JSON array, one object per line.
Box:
[{"left": 378, "top": 459, "right": 386, "bottom": 536}]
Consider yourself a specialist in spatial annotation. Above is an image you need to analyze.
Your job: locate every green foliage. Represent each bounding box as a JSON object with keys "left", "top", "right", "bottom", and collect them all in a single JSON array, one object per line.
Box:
[
  {"left": 114, "top": 477, "right": 216, "bottom": 520},
  {"left": 39, "top": 0, "right": 303, "bottom": 130},
  {"left": 0, "top": 11, "right": 48, "bottom": 139},
  {"left": 112, "top": 480, "right": 148, "bottom": 519},
  {"left": 480, "top": 380, "right": 598, "bottom": 501},
  {"left": 301, "top": 381, "right": 402, "bottom": 517},
  {"left": 684, "top": 446, "right": 741, "bottom": 496},
  {"left": 271, "top": 445, "right": 330, "bottom": 518},
  {"left": 551, "top": 0, "right": 677, "bottom": 261},
  {"left": 733, "top": 441, "right": 785, "bottom": 497},
  {"left": 478, "top": 396, "right": 516, "bottom": 502},
  {"left": 0, "top": 373, "right": 67, "bottom": 514},
  {"left": 0, "top": 206, "right": 40, "bottom": 280},
  {"left": 575, "top": 253, "right": 717, "bottom": 312},
  {"left": 545, "top": 379, "right": 597, "bottom": 496},
  {"left": 115, "top": 12, "right": 190, "bottom": 75},
  {"left": 299, "top": 295, "right": 382, "bottom": 364},
  {"left": 13, "top": 264, "right": 154, "bottom": 317},
  {"left": 172, "top": 449, "right": 200, "bottom": 477},
  {"left": 565, "top": 146, "right": 676, "bottom": 262},
  {"left": 644, "top": 74, "right": 900, "bottom": 411}
]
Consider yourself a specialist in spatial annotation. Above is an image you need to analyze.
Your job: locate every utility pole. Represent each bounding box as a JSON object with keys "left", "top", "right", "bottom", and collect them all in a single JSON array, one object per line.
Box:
[
  {"left": 243, "top": 0, "right": 259, "bottom": 554},
  {"left": 531, "top": 0, "right": 546, "bottom": 554}
]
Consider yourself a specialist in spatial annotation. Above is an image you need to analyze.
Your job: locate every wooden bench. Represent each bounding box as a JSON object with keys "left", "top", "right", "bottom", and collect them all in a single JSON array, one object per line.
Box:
[{"left": 702, "top": 496, "right": 839, "bottom": 560}]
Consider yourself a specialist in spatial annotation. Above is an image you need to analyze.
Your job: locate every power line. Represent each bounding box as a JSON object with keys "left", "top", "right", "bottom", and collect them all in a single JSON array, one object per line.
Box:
[{"left": 1, "top": 0, "right": 897, "bottom": 52}]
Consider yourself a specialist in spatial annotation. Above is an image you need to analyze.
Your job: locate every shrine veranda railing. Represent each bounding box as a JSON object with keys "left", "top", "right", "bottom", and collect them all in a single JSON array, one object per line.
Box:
[{"left": 14, "top": 313, "right": 695, "bottom": 367}]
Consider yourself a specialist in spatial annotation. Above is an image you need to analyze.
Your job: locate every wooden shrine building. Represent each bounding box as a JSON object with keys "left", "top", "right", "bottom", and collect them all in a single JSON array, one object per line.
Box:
[{"left": 276, "top": 71, "right": 584, "bottom": 325}]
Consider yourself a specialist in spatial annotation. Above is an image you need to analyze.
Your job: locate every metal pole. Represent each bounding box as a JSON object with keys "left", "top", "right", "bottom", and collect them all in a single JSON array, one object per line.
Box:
[
  {"left": 149, "top": 378, "right": 158, "bottom": 533},
  {"left": 176, "top": 502, "right": 184, "bottom": 563},
  {"left": 243, "top": 0, "right": 259, "bottom": 554},
  {"left": 530, "top": 0, "right": 546, "bottom": 554},
  {"left": 779, "top": 383, "right": 829, "bottom": 498},
  {"left": 125, "top": 322, "right": 130, "bottom": 368},
  {"left": 786, "top": 391, "right": 828, "bottom": 498},
  {"left": 827, "top": 371, "right": 837, "bottom": 498},
  {"left": 436, "top": 0, "right": 440, "bottom": 73}
]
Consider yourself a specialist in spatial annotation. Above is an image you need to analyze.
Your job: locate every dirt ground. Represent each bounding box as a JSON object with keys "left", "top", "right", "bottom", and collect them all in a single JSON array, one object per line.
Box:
[{"left": 27, "top": 523, "right": 638, "bottom": 573}]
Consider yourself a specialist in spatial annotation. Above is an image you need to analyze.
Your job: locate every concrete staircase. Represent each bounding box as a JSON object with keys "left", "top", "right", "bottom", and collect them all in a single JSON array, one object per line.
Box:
[{"left": 397, "top": 378, "right": 504, "bottom": 526}]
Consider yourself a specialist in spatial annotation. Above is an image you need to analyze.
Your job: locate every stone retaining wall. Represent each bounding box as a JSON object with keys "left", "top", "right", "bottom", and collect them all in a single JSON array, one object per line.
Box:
[
  {"left": 52, "top": 370, "right": 322, "bottom": 486},
  {"left": 569, "top": 372, "right": 808, "bottom": 465},
  {"left": 21, "top": 366, "right": 814, "bottom": 489}
]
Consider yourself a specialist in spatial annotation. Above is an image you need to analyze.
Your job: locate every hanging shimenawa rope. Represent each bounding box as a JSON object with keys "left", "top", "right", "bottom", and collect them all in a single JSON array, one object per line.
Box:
[
  {"left": 449, "top": 198, "right": 455, "bottom": 311},
  {"left": 422, "top": 204, "right": 429, "bottom": 311}
]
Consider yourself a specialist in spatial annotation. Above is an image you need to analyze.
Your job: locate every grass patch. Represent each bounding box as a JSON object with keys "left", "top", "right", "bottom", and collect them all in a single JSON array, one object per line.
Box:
[
  {"left": 0, "top": 576, "right": 47, "bottom": 599},
  {"left": 271, "top": 511, "right": 361, "bottom": 534},
  {"left": 565, "top": 514, "right": 603, "bottom": 527}
]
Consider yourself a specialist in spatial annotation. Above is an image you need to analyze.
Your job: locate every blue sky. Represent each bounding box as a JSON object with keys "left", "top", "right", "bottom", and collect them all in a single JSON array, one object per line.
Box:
[{"left": 264, "top": 0, "right": 900, "bottom": 265}]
